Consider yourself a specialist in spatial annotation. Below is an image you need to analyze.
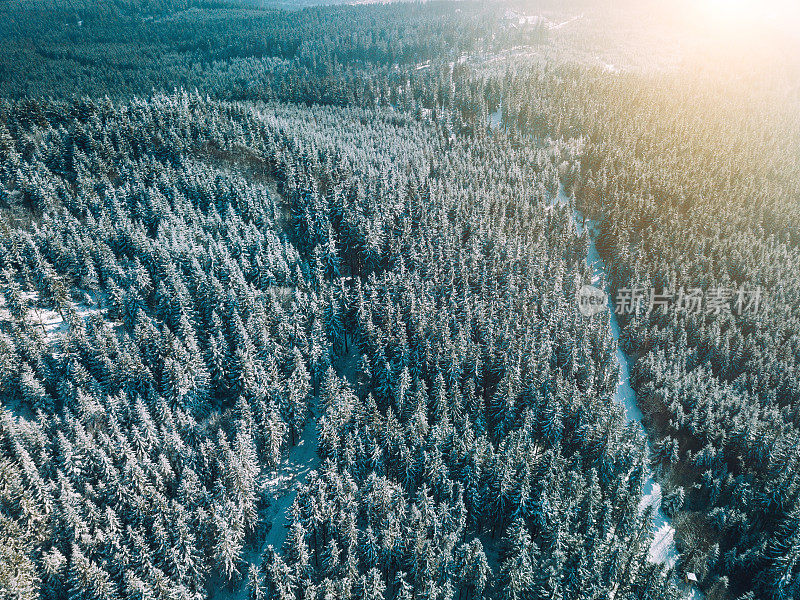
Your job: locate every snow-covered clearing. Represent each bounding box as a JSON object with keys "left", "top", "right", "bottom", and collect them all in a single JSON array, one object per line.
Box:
[
  {"left": 0, "top": 290, "right": 106, "bottom": 347},
  {"left": 502, "top": 9, "right": 582, "bottom": 31},
  {"left": 599, "top": 58, "right": 620, "bottom": 74},
  {"left": 556, "top": 185, "right": 701, "bottom": 599},
  {"left": 210, "top": 411, "right": 321, "bottom": 600}
]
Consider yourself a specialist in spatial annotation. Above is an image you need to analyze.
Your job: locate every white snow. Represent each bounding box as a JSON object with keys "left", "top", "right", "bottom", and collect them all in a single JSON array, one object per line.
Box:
[
  {"left": 600, "top": 59, "right": 620, "bottom": 74},
  {"left": 554, "top": 184, "right": 572, "bottom": 207},
  {"left": 649, "top": 522, "right": 678, "bottom": 566},
  {"left": 517, "top": 15, "right": 546, "bottom": 27},
  {"left": 213, "top": 413, "right": 322, "bottom": 600},
  {"left": 243, "top": 344, "right": 359, "bottom": 584},
  {"left": 502, "top": 10, "right": 571, "bottom": 29}
]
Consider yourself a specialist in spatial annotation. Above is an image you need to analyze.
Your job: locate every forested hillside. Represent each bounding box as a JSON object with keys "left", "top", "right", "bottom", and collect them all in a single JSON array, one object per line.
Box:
[
  {"left": 1, "top": 2, "right": 798, "bottom": 600},
  {"left": 0, "top": 1, "right": 530, "bottom": 103},
  {"left": 0, "top": 89, "right": 677, "bottom": 600}
]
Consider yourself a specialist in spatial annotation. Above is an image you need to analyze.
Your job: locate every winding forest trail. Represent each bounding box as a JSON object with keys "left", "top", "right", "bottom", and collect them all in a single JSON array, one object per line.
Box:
[
  {"left": 245, "top": 344, "right": 359, "bottom": 577},
  {"left": 214, "top": 408, "right": 321, "bottom": 600},
  {"left": 558, "top": 187, "right": 702, "bottom": 600},
  {"left": 261, "top": 413, "right": 321, "bottom": 552}
]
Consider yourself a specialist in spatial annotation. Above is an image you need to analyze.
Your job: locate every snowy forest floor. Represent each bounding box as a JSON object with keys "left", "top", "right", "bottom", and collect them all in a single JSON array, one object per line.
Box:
[
  {"left": 209, "top": 398, "right": 322, "bottom": 600},
  {"left": 0, "top": 290, "right": 107, "bottom": 348}
]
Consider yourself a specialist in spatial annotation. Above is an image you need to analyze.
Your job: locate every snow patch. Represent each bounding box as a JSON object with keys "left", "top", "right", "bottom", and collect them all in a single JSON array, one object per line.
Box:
[
  {"left": 502, "top": 9, "right": 581, "bottom": 31},
  {"left": 600, "top": 59, "right": 620, "bottom": 74},
  {"left": 0, "top": 290, "right": 105, "bottom": 347},
  {"left": 649, "top": 523, "right": 678, "bottom": 567}
]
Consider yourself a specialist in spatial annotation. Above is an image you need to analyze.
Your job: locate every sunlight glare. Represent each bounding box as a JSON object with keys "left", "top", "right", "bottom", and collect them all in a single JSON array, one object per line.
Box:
[
  {"left": 703, "top": 0, "right": 758, "bottom": 26},
  {"left": 701, "top": 0, "right": 800, "bottom": 27}
]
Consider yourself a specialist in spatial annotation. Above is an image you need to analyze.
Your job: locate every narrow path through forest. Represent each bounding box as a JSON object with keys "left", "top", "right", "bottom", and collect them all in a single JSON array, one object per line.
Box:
[
  {"left": 228, "top": 342, "right": 360, "bottom": 600},
  {"left": 260, "top": 412, "right": 321, "bottom": 552},
  {"left": 558, "top": 186, "right": 702, "bottom": 600}
]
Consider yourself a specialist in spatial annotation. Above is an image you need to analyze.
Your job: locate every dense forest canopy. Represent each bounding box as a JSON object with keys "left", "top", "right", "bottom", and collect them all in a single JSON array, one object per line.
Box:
[{"left": 0, "top": 2, "right": 799, "bottom": 600}]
